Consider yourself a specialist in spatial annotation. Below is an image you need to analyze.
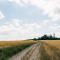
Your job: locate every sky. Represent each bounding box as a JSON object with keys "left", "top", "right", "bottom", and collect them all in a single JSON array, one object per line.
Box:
[{"left": 0, "top": 0, "right": 60, "bottom": 41}]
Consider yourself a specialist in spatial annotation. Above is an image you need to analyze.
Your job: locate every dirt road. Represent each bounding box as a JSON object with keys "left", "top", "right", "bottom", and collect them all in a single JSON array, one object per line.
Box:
[
  {"left": 8, "top": 43, "right": 40, "bottom": 60},
  {"left": 9, "top": 41, "right": 60, "bottom": 60}
]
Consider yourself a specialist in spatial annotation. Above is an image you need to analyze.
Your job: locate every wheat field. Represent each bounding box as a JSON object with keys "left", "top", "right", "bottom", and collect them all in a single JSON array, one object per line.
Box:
[
  {"left": 42, "top": 40, "right": 60, "bottom": 49},
  {"left": 0, "top": 40, "right": 37, "bottom": 47}
]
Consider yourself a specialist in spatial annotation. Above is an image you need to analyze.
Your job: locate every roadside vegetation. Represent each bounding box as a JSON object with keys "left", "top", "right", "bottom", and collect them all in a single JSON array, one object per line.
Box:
[{"left": 0, "top": 40, "right": 36, "bottom": 60}]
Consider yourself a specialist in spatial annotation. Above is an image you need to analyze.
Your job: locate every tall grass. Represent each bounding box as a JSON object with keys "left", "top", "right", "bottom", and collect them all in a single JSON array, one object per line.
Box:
[{"left": 0, "top": 44, "right": 33, "bottom": 60}]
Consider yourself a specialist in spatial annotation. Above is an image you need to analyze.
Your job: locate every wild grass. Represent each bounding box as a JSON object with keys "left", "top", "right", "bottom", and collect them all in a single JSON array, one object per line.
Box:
[
  {"left": 40, "top": 41, "right": 60, "bottom": 60},
  {"left": 0, "top": 40, "right": 36, "bottom": 47},
  {"left": 41, "top": 40, "right": 60, "bottom": 49},
  {"left": 0, "top": 40, "right": 36, "bottom": 60}
]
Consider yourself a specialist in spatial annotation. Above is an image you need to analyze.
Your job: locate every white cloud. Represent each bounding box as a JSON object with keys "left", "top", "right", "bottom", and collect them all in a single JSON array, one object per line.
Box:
[
  {"left": 0, "top": 18, "right": 60, "bottom": 40},
  {"left": 8, "top": 0, "right": 60, "bottom": 21},
  {"left": 0, "top": 18, "right": 42, "bottom": 40},
  {"left": 0, "top": 0, "right": 60, "bottom": 40},
  {"left": 8, "top": 0, "right": 25, "bottom": 6},
  {"left": 0, "top": 11, "right": 5, "bottom": 20}
]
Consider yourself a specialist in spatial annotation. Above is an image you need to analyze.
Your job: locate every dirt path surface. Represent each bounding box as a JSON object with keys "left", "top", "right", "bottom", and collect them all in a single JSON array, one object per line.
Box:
[
  {"left": 8, "top": 43, "right": 40, "bottom": 60},
  {"left": 8, "top": 41, "right": 60, "bottom": 60}
]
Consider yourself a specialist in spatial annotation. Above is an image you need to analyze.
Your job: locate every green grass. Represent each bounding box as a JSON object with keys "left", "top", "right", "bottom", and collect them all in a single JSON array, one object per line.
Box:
[{"left": 0, "top": 44, "right": 33, "bottom": 60}]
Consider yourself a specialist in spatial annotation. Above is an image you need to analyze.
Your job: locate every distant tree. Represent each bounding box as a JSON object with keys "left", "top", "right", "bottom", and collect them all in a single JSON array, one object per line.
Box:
[
  {"left": 49, "top": 35, "right": 53, "bottom": 40},
  {"left": 32, "top": 33, "right": 60, "bottom": 40},
  {"left": 33, "top": 38, "right": 37, "bottom": 40},
  {"left": 40, "top": 34, "right": 49, "bottom": 40},
  {"left": 37, "top": 37, "right": 41, "bottom": 40}
]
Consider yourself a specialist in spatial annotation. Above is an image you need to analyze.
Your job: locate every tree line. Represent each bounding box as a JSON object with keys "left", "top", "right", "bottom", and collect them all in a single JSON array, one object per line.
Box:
[{"left": 32, "top": 34, "right": 60, "bottom": 40}]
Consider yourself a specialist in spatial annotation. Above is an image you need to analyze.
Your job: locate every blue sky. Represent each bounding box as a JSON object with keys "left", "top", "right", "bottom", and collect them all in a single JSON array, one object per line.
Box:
[{"left": 0, "top": 0, "right": 60, "bottom": 40}]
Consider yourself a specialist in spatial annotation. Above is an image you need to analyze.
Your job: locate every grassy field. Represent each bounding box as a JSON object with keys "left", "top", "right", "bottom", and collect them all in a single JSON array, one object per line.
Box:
[
  {"left": 40, "top": 40, "right": 60, "bottom": 60},
  {"left": 42, "top": 40, "right": 60, "bottom": 48},
  {"left": 0, "top": 40, "right": 60, "bottom": 60},
  {"left": 0, "top": 40, "right": 37, "bottom": 47},
  {"left": 0, "top": 40, "right": 37, "bottom": 60}
]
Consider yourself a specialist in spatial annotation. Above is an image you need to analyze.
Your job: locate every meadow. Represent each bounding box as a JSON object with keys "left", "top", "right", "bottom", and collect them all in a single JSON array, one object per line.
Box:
[
  {"left": 0, "top": 40, "right": 60, "bottom": 60},
  {"left": 42, "top": 40, "right": 60, "bottom": 48},
  {"left": 0, "top": 40, "right": 36, "bottom": 60},
  {"left": 0, "top": 40, "right": 37, "bottom": 47},
  {"left": 40, "top": 40, "right": 60, "bottom": 60}
]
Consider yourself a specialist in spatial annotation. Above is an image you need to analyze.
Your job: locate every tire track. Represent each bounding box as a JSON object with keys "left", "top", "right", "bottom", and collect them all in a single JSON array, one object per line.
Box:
[
  {"left": 8, "top": 41, "right": 60, "bottom": 60},
  {"left": 8, "top": 43, "right": 40, "bottom": 60}
]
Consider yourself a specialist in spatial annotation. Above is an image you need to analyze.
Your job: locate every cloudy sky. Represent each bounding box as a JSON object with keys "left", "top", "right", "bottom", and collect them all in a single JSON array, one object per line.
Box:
[{"left": 0, "top": 0, "right": 60, "bottom": 40}]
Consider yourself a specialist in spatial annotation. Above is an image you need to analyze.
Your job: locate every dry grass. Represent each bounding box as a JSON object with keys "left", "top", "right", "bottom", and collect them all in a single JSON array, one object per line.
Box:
[
  {"left": 0, "top": 40, "right": 37, "bottom": 47},
  {"left": 39, "top": 40, "right": 60, "bottom": 60},
  {"left": 0, "top": 40, "right": 37, "bottom": 60},
  {"left": 41, "top": 40, "right": 60, "bottom": 49}
]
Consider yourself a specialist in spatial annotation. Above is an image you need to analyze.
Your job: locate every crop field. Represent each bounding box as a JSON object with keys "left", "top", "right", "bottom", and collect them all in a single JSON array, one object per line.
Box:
[
  {"left": 0, "top": 40, "right": 37, "bottom": 47},
  {"left": 39, "top": 40, "right": 60, "bottom": 60},
  {"left": 0, "top": 40, "right": 37, "bottom": 60},
  {"left": 8, "top": 40, "right": 60, "bottom": 60},
  {"left": 0, "top": 40, "right": 60, "bottom": 60},
  {"left": 42, "top": 40, "right": 60, "bottom": 48}
]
